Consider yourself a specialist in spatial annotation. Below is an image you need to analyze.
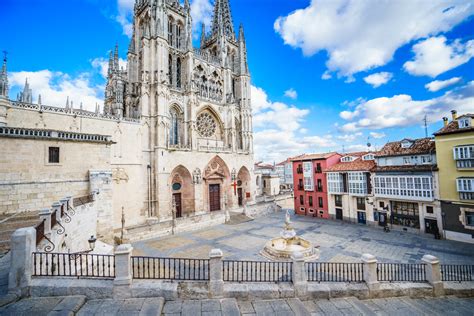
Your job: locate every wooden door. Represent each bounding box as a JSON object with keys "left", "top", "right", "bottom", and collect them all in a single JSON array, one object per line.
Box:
[
  {"left": 336, "top": 208, "right": 343, "bottom": 220},
  {"left": 209, "top": 184, "right": 221, "bottom": 212},
  {"left": 357, "top": 211, "right": 366, "bottom": 224},
  {"left": 173, "top": 193, "right": 182, "bottom": 218},
  {"left": 237, "top": 188, "right": 243, "bottom": 206}
]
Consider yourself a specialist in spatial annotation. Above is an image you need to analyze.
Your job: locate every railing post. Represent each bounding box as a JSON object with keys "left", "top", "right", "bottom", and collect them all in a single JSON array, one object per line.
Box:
[
  {"left": 39, "top": 208, "right": 53, "bottom": 235},
  {"left": 52, "top": 202, "right": 61, "bottom": 222},
  {"left": 292, "top": 252, "right": 308, "bottom": 298},
  {"left": 8, "top": 227, "right": 36, "bottom": 297},
  {"left": 66, "top": 196, "right": 73, "bottom": 209},
  {"left": 113, "top": 244, "right": 133, "bottom": 299},
  {"left": 362, "top": 254, "right": 379, "bottom": 294},
  {"left": 422, "top": 254, "right": 444, "bottom": 296},
  {"left": 209, "top": 248, "right": 224, "bottom": 298}
]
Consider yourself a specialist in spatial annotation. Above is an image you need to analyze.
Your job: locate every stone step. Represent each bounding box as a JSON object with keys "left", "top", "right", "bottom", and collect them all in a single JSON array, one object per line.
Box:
[
  {"left": 47, "top": 295, "right": 87, "bottom": 316},
  {"left": 287, "top": 298, "right": 311, "bottom": 315},
  {"left": 345, "top": 297, "right": 377, "bottom": 316}
]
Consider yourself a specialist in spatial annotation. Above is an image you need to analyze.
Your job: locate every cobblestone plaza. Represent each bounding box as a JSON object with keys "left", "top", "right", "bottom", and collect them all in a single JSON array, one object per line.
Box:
[{"left": 132, "top": 211, "right": 474, "bottom": 264}]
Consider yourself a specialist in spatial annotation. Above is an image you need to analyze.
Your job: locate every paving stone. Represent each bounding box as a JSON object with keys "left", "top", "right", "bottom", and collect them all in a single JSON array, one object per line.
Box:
[
  {"left": 181, "top": 300, "right": 201, "bottom": 316},
  {"left": 238, "top": 300, "right": 255, "bottom": 314},
  {"left": 344, "top": 297, "right": 376, "bottom": 316},
  {"left": 139, "top": 297, "right": 165, "bottom": 316},
  {"left": 252, "top": 300, "right": 274, "bottom": 316},
  {"left": 286, "top": 298, "right": 310, "bottom": 316},
  {"left": 270, "top": 299, "right": 292, "bottom": 312},
  {"left": 330, "top": 298, "right": 353, "bottom": 309},
  {"left": 301, "top": 300, "right": 319, "bottom": 313},
  {"left": 163, "top": 300, "right": 183, "bottom": 314},
  {"left": 202, "top": 311, "right": 222, "bottom": 316},
  {"left": 76, "top": 300, "right": 103, "bottom": 316},
  {"left": 315, "top": 299, "right": 344, "bottom": 316},
  {"left": 50, "top": 295, "right": 86, "bottom": 315},
  {"left": 201, "top": 299, "right": 221, "bottom": 312},
  {"left": 220, "top": 298, "right": 240, "bottom": 316}
]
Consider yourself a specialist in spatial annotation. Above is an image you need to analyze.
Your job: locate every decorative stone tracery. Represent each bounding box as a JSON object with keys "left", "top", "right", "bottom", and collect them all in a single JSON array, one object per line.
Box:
[{"left": 197, "top": 112, "right": 217, "bottom": 138}]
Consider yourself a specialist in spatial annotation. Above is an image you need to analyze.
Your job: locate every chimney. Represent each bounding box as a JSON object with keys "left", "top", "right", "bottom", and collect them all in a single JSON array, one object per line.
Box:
[
  {"left": 443, "top": 117, "right": 448, "bottom": 127},
  {"left": 451, "top": 110, "right": 457, "bottom": 121}
]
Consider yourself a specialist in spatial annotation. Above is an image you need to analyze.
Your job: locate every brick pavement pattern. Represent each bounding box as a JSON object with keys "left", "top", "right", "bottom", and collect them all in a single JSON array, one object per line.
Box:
[
  {"left": 132, "top": 211, "right": 474, "bottom": 264},
  {"left": 1, "top": 296, "right": 473, "bottom": 315}
]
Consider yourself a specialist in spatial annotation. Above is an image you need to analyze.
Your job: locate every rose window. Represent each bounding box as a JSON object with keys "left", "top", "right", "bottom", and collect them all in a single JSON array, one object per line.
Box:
[{"left": 196, "top": 112, "right": 217, "bottom": 138}]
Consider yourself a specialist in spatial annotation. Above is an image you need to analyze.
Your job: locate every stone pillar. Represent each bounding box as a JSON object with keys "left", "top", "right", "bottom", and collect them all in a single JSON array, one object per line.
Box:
[
  {"left": 292, "top": 252, "right": 308, "bottom": 298},
  {"left": 362, "top": 253, "right": 379, "bottom": 292},
  {"left": 89, "top": 170, "right": 113, "bottom": 243},
  {"left": 114, "top": 244, "right": 133, "bottom": 298},
  {"left": 39, "top": 208, "right": 52, "bottom": 235},
  {"left": 422, "top": 254, "right": 444, "bottom": 296},
  {"left": 8, "top": 227, "right": 36, "bottom": 296},
  {"left": 209, "top": 249, "right": 224, "bottom": 298}
]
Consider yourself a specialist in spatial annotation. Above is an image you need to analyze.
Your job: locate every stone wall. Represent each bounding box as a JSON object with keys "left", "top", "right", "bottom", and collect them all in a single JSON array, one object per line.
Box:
[{"left": 0, "top": 136, "right": 109, "bottom": 215}]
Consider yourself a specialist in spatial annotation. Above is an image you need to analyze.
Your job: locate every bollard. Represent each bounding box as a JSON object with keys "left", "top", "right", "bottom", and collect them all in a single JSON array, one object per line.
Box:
[{"left": 422, "top": 254, "right": 444, "bottom": 296}]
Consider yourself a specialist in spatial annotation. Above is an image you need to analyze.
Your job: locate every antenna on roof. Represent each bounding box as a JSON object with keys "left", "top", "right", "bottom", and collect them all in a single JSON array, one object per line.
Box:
[
  {"left": 423, "top": 115, "right": 428, "bottom": 138},
  {"left": 342, "top": 145, "right": 345, "bottom": 154},
  {"left": 367, "top": 136, "right": 372, "bottom": 151}
]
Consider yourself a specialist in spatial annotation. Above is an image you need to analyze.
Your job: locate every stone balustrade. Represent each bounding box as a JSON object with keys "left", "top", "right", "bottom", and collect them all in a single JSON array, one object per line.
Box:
[{"left": 0, "top": 126, "right": 113, "bottom": 143}]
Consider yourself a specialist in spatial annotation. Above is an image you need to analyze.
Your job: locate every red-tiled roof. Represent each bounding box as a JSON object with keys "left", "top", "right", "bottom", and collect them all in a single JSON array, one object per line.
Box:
[
  {"left": 290, "top": 152, "right": 338, "bottom": 162},
  {"left": 434, "top": 115, "right": 474, "bottom": 136},
  {"left": 375, "top": 138, "right": 435, "bottom": 157},
  {"left": 325, "top": 152, "right": 376, "bottom": 172}
]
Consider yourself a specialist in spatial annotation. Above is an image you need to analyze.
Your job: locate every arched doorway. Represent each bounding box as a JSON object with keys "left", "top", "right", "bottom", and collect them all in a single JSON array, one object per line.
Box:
[
  {"left": 237, "top": 166, "right": 251, "bottom": 206},
  {"left": 203, "top": 156, "right": 231, "bottom": 212},
  {"left": 169, "top": 165, "right": 195, "bottom": 218}
]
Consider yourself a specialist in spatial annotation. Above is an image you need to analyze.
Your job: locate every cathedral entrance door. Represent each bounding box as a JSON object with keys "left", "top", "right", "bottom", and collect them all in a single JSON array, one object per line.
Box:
[
  {"left": 209, "top": 184, "right": 221, "bottom": 212},
  {"left": 173, "top": 193, "right": 182, "bottom": 218},
  {"left": 237, "top": 188, "right": 243, "bottom": 206}
]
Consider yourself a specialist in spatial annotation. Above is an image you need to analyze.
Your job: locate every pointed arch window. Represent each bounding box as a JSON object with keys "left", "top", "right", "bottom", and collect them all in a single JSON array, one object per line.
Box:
[
  {"left": 168, "top": 54, "right": 173, "bottom": 86},
  {"left": 168, "top": 18, "right": 174, "bottom": 44},
  {"left": 176, "top": 58, "right": 181, "bottom": 89},
  {"left": 169, "top": 106, "right": 183, "bottom": 146}
]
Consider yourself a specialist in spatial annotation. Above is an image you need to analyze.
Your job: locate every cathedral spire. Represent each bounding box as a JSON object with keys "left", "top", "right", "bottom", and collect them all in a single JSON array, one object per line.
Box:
[
  {"left": 238, "top": 24, "right": 249, "bottom": 75},
  {"left": 200, "top": 23, "right": 206, "bottom": 48},
  {"left": 114, "top": 43, "right": 119, "bottom": 71},
  {"left": 108, "top": 50, "right": 113, "bottom": 76},
  {"left": 211, "top": 0, "right": 235, "bottom": 40},
  {"left": 0, "top": 51, "right": 9, "bottom": 98}
]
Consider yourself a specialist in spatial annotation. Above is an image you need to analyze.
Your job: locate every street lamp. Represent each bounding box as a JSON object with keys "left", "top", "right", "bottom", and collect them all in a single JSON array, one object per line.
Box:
[{"left": 88, "top": 235, "right": 97, "bottom": 251}]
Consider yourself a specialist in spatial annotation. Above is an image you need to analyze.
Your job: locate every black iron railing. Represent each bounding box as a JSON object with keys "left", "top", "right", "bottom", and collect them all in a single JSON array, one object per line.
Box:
[
  {"left": 131, "top": 256, "right": 210, "bottom": 280},
  {"left": 306, "top": 262, "right": 364, "bottom": 282},
  {"left": 32, "top": 252, "right": 115, "bottom": 279},
  {"left": 35, "top": 220, "right": 45, "bottom": 246},
  {"left": 441, "top": 264, "right": 474, "bottom": 282},
  {"left": 377, "top": 263, "right": 426, "bottom": 282},
  {"left": 222, "top": 260, "right": 292, "bottom": 282}
]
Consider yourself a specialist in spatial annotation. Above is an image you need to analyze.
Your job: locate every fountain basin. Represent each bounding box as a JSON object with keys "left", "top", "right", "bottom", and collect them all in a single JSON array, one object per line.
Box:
[{"left": 261, "top": 236, "right": 320, "bottom": 261}]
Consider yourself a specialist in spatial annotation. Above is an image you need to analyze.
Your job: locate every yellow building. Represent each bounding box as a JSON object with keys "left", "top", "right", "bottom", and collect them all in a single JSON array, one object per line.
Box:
[{"left": 434, "top": 111, "right": 474, "bottom": 243}]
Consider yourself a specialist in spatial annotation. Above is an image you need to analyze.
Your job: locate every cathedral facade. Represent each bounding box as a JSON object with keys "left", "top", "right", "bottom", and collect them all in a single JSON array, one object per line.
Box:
[{"left": 0, "top": 0, "right": 255, "bottom": 235}]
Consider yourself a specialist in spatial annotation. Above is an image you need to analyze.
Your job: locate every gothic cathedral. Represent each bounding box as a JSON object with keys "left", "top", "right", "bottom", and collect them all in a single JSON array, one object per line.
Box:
[{"left": 103, "top": 0, "right": 254, "bottom": 221}]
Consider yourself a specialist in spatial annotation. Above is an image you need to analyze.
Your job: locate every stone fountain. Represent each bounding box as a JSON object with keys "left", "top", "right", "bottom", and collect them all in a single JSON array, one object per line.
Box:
[{"left": 261, "top": 210, "right": 320, "bottom": 261}]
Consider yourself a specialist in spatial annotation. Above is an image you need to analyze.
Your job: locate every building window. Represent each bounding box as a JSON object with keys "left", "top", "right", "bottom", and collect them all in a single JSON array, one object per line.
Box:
[
  {"left": 309, "top": 196, "right": 313, "bottom": 206},
  {"left": 298, "top": 179, "right": 303, "bottom": 190},
  {"left": 348, "top": 172, "right": 367, "bottom": 195},
  {"left": 317, "top": 179, "right": 323, "bottom": 192},
  {"left": 176, "top": 58, "right": 181, "bottom": 88},
  {"left": 379, "top": 201, "right": 385, "bottom": 208},
  {"left": 362, "top": 154, "right": 374, "bottom": 161},
  {"left": 315, "top": 163, "right": 322, "bottom": 173},
  {"left": 426, "top": 206, "right": 434, "bottom": 214},
  {"left": 457, "top": 178, "right": 474, "bottom": 200},
  {"left": 403, "top": 157, "right": 411, "bottom": 165},
  {"left": 48, "top": 147, "right": 60, "bottom": 163},
  {"left": 335, "top": 195, "right": 342, "bottom": 207},
  {"left": 459, "top": 117, "right": 472, "bottom": 128},
  {"left": 466, "top": 212, "right": 474, "bottom": 226},
  {"left": 374, "top": 175, "right": 433, "bottom": 201},
  {"left": 328, "top": 172, "right": 344, "bottom": 193},
  {"left": 263, "top": 180, "right": 266, "bottom": 188},
  {"left": 341, "top": 156, "right": 355, "bottom": 162},
  {"left": 421, "top": 155, "right": 433, "bottom": 164},
  {"left": 356, "top": 197, "right": 366, "bottom": 210},
  {"left": 297, "top": 164, "right": 303, "bottom": 174},
  {"left": 318, "top": 197, "right": 323, "bottom": 208},
  {"left": 299, "top": 195, "right": 304, "bottom": 205},
  {"left": 303, "top": 162, "right": 314, "bottom": 191}
]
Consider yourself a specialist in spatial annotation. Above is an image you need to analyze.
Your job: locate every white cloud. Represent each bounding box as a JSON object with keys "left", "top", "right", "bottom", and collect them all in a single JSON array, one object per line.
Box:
[
  {"left": 274, "top": 0, "right": 474, "bottom": 78},
  {"left": 91, "top": 57, "right": 128, "bottom": 79},
  {"left": 425, "top": 77, "right": 462, "bottom": 92},
  {"left": 116, "top": 0, "right": 134, "bottom": 38},
  {"left": 284, "top": 88, "right": 298, "bottom": 100},
  {"left": 321, "top": 71, "right": 332, "bottom": 80},
  {"left": 363, "top": 72, "right": 393, "bottom": 88},
  {"left": 339, "top": 81, "right": 474, "bottom": 132},
  {"left": 191, "top": 0, "right": 213, "bottom": 34},
  {"left": 337, "top": 132, "right": 362, "bottom": 143},
  {"left": 404, "top": 36, "right": 474, "bottom": 77},
  {"left": 9, "top": 70, "right": 104, "bottom": 112},
  {"left": 370, "top": 132, "right": 386, "bottom": 139}
]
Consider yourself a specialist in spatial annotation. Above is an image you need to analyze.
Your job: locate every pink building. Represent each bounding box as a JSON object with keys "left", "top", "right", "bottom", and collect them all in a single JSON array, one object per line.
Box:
[{"left": 291, "top": 153, "right": 341, "bottom": 218}]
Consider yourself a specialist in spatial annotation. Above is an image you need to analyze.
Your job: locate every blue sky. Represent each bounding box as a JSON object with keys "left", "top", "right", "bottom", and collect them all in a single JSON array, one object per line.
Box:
[{"left": 1, "top": 0, "right": 474, "bottom": 162}]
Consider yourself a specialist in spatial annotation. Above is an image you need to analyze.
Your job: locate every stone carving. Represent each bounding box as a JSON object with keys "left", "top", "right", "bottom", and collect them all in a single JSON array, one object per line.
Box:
[
  {"left": 112, "top": 168, "right": 129, "bottom": 183},
  {"left": 205, "top": 161, "right": 224, "bottom": 178},
  {"left": 196, "top": 112, "right": 217, "bottom": 138},
  {"left": 192, "top": 168, "right": 202, "bottom": 184}
]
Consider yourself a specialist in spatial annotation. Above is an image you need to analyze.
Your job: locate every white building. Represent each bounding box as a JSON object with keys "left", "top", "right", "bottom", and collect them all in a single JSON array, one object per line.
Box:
[
  {"left": 373, "top": 138, "right": 442, "bottom": 236},
  {"left": 275, "top": 158, "right": 294, "bottom": 190}
]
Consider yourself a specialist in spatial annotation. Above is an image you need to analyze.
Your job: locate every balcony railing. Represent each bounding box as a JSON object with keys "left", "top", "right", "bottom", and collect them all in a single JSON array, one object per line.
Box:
[
  {"left": 296, "top": 167, "right": 303, "bottom": 174},
  {"left": 456, "top": 159, "right": 474, "bottom": 169}
]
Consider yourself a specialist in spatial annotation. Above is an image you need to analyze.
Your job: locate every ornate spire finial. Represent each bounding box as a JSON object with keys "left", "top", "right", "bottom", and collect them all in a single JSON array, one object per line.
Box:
[
  {"left": 0, "top": 51, "right": 8, "bottom": 98},
  {"left": 211, "top": 0, "right": 235, "bottom": 40},
  {"left": 114, "top": 43, "right": 119, "bottom": 70},
  {"left": 200, "top": 23, "right": 206, "bottom": 48}
]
